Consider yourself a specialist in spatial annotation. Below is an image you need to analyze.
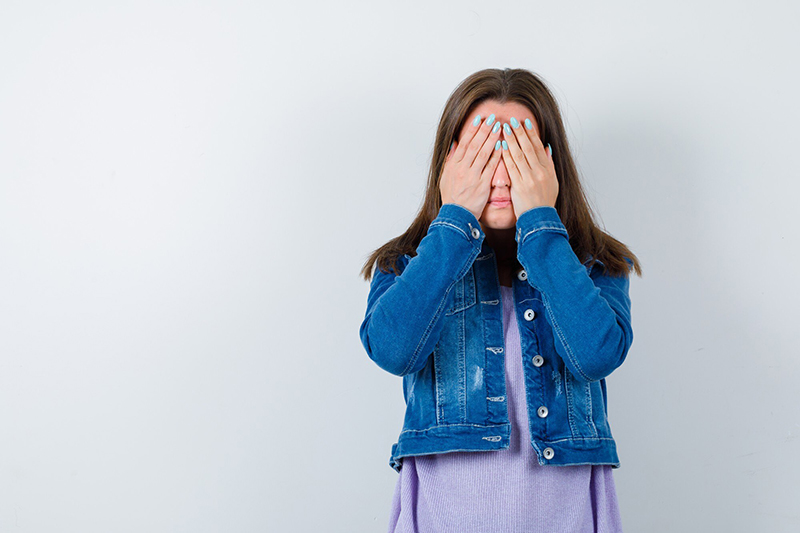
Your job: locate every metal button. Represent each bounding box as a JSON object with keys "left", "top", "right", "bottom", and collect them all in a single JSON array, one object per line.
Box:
[
  {"left": 537, "top": 406, "right": 548, "bottom": 418},
  {"left": 471, "top": 226, "right": 481, "bottom": 239},
  {"left": 543, "top": 447, "right": 555, "bottom": 460},
  {"left": 517, "top": 269, "right": 527, "bottom": 281},
  {"left": 532, "top": 355, "right": 544, "bottom": 367},
  {"left": 524, "top": 309, "right": 536, "bottom": 321}
]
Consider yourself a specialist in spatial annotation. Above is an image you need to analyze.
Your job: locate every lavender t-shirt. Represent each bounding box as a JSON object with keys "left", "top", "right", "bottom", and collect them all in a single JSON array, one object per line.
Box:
[{"left": 387, "top": 285, "right": 623, "bottom": 533}]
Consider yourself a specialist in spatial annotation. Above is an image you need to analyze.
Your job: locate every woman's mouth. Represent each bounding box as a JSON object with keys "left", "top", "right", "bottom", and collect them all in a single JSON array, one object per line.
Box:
[{"left": 489, "top": 198, "right": 511, "bottom": 208}]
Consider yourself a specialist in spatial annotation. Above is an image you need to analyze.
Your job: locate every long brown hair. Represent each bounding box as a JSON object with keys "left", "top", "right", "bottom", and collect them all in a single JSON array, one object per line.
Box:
[{"left": 359, "top": 68, "right": 642, "bottom": 281}]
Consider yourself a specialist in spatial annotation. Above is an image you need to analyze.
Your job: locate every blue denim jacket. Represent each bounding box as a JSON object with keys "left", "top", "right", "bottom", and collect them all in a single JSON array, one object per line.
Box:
[{"left": 359, "top": 203, "right": 633, "bottom": 473}]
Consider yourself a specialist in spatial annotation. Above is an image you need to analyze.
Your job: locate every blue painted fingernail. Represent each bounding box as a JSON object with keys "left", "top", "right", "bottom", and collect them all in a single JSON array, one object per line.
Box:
[
  {"left": 495, "top": 140, "right": 501, "bottom": 150},
  {"left": 473, "top": 114, "right": 481, "bottom": 126},
  {"left": 525, "top": 118, "right": 533, "bottom": 130},
  {"left": 547, "top": 143, "right": 552, "bottom": 155},
  {"left": 486, "top": 114, "right": 496, "bottom": 126},
  {"left": 502, "top": 140, "right": 508, "bottom": 150},
  {"left": 492, "top": 122, "right": 501, "bottom": 134},
  {"left": 503, "top": 123, "right": 511, "bottom": 135},
  {"left": 510, "top": 117, "right": 519, "bottom": 128}
]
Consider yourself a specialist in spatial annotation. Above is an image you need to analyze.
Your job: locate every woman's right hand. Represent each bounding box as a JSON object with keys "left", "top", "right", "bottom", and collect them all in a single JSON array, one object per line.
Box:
[{"left": 439, "top": 113, "right": 504, "bottom": 220}]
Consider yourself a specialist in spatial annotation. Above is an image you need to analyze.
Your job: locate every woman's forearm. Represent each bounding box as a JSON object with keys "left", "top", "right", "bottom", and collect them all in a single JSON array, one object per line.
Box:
[{"left": 359, "top": 203, "right": 484, "bottom": 376}]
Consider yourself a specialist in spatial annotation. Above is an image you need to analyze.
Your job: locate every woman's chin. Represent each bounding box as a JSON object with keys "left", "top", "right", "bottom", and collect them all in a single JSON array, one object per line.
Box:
[{"left": 479, "top": 210, "right": 517, "bottom": 230}]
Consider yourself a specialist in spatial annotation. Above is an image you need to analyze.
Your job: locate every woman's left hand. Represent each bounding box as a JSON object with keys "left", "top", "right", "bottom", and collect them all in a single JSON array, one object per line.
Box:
[{"left": 501, "top": 118, "right": 559, "bottom": 218}]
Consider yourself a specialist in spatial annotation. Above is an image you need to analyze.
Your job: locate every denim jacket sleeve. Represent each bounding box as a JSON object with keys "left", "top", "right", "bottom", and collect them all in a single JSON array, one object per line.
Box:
[
  {"left": 515, "top": 206, "right": 634, "bottom": 383},
  {"left": 359, "top": 203, "right": 485, "bottom": 376}
]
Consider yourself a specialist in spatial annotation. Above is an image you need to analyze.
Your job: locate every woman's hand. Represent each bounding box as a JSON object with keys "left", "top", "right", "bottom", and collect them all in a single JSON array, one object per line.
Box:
[
  {"left": 440, "top": 114, "right": 503, "bottom": 221},
  {"left": 500, "top": 118, "right": 559, "bottom": 218}
]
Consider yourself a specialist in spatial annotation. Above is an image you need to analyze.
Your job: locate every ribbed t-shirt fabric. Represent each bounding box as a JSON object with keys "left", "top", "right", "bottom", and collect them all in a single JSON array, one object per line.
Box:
[{"left": 386, "top": 284, "right": 623, "bottom": 533}]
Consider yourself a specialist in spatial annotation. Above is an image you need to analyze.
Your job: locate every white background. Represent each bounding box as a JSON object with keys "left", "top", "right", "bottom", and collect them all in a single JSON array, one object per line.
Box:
[{"left": 1, "top": 1, "right": 798, "bottom": 531}]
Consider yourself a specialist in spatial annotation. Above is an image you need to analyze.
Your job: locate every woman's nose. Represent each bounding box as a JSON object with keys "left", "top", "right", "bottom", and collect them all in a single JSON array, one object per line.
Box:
[{"left": 492, "top": 172, "right": 509, "bottom": 188}]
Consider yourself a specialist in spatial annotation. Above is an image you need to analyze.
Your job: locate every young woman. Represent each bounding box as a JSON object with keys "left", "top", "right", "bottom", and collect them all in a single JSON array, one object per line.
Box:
[{"left": 359, "top": 68, "right": 642, "bottom": 533}]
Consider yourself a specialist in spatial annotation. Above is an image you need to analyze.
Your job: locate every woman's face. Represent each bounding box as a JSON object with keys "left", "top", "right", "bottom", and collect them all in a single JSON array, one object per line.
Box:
[{"left": 453, "top": 99, "right": 541, "bottom": 231}]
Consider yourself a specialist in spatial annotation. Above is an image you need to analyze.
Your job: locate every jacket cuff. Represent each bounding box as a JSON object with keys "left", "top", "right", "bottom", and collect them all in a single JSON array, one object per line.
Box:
[
  {"left": 514, "top": 206, "right": 568, "bottom": 246},
  {"left": 435, "top": 203, "right": 485, "bottom": 247}
]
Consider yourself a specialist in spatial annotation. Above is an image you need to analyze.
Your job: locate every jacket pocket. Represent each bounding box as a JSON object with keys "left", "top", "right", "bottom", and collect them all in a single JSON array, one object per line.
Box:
[
  {"left": 445, "top": 266, "right": 477, "bottom": 315},
  {"left": 564, "top": 366, "right": 601, "bottom": 448}
]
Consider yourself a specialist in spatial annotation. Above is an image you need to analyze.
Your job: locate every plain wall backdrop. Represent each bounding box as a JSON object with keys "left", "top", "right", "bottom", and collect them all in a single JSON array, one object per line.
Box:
[{"left": 1, "top": 1, "right": 799, "bottom": 531}]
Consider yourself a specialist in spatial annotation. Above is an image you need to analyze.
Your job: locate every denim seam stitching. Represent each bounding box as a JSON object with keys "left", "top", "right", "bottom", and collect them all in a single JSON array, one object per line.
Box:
[
  {"left": 400, "top": 245, "right": 480, "bottom": 375},
  {"left": 458, "top": 305, "right": 467, "bottom": 423},
  {"left": 536, "top": 436, "right": 615, "bottom": 443},
  {"left": 519, "top": 225, "right": 568, "bottom": 246},
  {"left": 434, "top": 344, "right": 443, "bottom": 423},
  {"left": 429, "top": 220, "right": 469, "bottom": 241},
  {"left": 585, "top": 381, "right": 598, "bottom": 437},
  {"left": 397, "top": 422, "right": 511, "bottom": 435},
  {"left": 395, "top": 429, "right": 614, "bottom": 439},
  {"left": 563, "top": 366, "right": 579, "bottom": 437},
  {"left": 402, "top": 288, "right": 450, "bottom": 376},
  {"left": 541, "top": 291, "right": 593, "bottom": 382}
]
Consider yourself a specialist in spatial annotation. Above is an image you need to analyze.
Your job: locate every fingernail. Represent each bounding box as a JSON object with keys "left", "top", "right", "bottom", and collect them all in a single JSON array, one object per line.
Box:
[
  {"left": 547, "top": 143, "right": 552, "bottom": 155},
  {"left": 510, "top": 117, "right": 519, "bottom": 129},
  {"left": 473, "top": 114, "right": 482, "bottom": 126},
  {"left": 492, "top": 122, "right": 501, "bottom": 134},
  {"left": 502, "top": 140, "right": 508, "bottom": 150},
  {"left": 525, "top": 118, "right": 533, "bottom": 130},
  {"left": 495, "top": 140, "right": 501, "bottom": 150},
  {"left": 486, "top": 113, "right": 496, "bottom": 126},
  {"left": 503, "top": 123, "right": 511, "bottom": 135}
]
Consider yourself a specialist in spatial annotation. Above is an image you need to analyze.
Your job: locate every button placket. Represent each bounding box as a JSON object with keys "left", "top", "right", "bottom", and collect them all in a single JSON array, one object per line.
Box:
[{"left": 522, "top": 306, "right": 548, "bottom": 453}]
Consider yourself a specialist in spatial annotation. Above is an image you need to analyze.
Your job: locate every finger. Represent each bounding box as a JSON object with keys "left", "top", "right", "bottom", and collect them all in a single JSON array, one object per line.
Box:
[
  {"left": 453, "top": 113, "right": 485, "bottom": 164},
  {"left": 501, "top": 140, "right": 522, "bottom": 186},
  {"left": 475, "top": 119, "right": 503, "bottom": 171},
  {"left": 480, "top": 139, "right": 503, "bottom": 181},
  {"left": 475, "top": 144, "right": 500, "bottom": 203},
  {"left": 465, "top": 113, "right": 498, "bottom": 168},
  {"left": 446, "top": 140, "right": 457, "bottom": 161},
  {"left": 508, "top": 117, "right": 541, "bottom": 169},
  {"left": 502, "top": 121, "right": 530, "bottom": 174},
  {"left": 520, "top": 119, "right": 549, "bottom": 167}
]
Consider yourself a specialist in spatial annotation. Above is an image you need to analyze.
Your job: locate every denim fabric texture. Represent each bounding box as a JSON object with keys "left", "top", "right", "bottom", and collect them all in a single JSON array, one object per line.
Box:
[{"left": 359, "top": 203, "right": 634, "bottom": 473}]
